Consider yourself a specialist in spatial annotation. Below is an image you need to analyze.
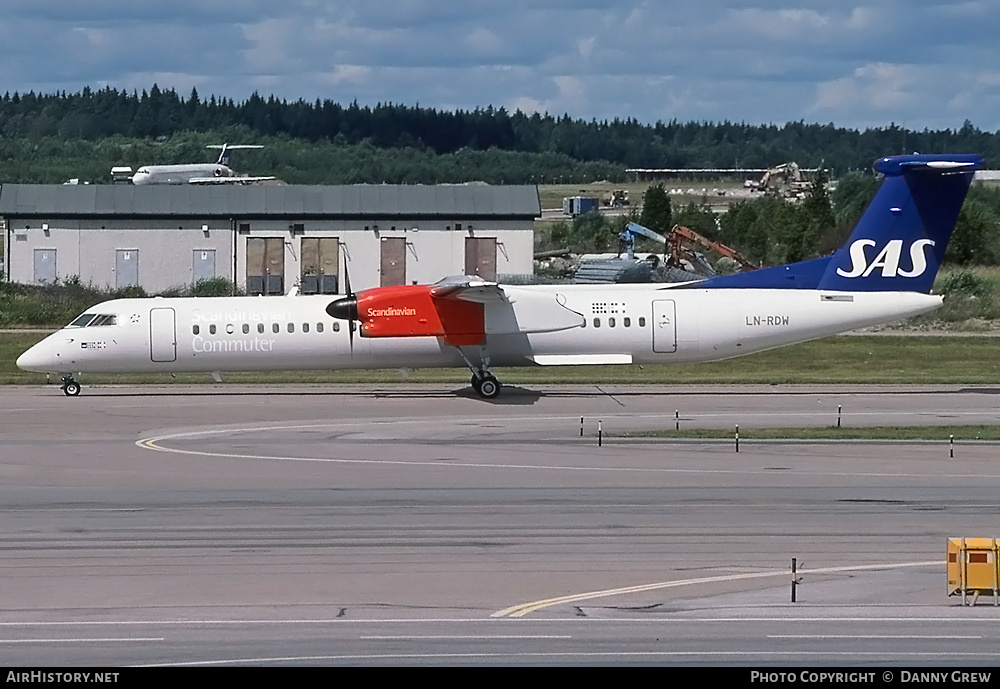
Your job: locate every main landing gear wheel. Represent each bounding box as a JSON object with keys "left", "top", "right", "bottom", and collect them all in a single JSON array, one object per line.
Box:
[
  {"left": 457, "top": 345, "right": 502, "bottom": 399},
  {"left": 61, "top": 379, "right": 81, "bottom": 397},
  {"left": 477, "top": 375, "right": 501, "bottom": 399}
]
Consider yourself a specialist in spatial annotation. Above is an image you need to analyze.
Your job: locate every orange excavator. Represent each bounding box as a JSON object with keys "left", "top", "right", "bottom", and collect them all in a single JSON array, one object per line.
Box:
[
  {"left": 620, "top": 222, "right": 757, "bottom": 276},
  {"left": 666, "top": 224, "right": 757, "bottom": 272}
]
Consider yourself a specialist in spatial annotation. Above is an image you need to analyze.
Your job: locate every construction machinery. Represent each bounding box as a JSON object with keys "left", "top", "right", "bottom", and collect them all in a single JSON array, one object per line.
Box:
[
  {"left": 604, "top": 189, "right": 630, "bottom": 208},
  {"left": 665, "top": 224, "right": 757, "bottom": 273},
  {"left": 619, "top": 222, "right": 756, "bottom": 274},
  {"left": 745, "top": 162, "right": 812, "bottom": 198},
  {"left": 573, "top": 222, "right": 757, "bottom": 284}
]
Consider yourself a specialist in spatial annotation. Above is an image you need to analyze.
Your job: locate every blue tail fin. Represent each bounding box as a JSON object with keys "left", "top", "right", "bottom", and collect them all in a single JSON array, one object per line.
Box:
[
  {"left": 698, "top": 153, "right": 984, "bottom": 292},
  {"left": 215, "top": 143, "right": 231, "bottom": 166}
]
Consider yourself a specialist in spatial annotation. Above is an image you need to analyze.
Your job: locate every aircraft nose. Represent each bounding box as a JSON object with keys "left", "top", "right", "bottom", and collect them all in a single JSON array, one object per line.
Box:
[{"left": 16, "top": 342, "right": 50, "bottom": 372}]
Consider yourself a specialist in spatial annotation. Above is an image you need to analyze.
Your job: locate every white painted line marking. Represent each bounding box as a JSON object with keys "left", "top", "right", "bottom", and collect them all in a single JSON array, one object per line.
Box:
[
  {"left": 133, "top": 650, "right": 1000, "bottom": 667},
  {"left": 360, "top": 635, "right": 572, "bottom": 640},
  {"left": 767, "top": 635, "right": 982, "bottom": 640},
  {"left": 0, "top": 615, "right": 995, "bottom": 627},
  {"left": 0, "top": 637, "right": 163, "bottom": 643}
]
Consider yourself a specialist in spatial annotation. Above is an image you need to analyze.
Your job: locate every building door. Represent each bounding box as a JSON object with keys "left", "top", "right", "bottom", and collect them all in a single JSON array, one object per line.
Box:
[
  {"left": 301, "top": 237, "right": 340, "bottom": 294},
  {"left": 651, "top": 299, "right": 677, "bottom": 353},
  {"left": 193, "top": 250, "right": 216, "bottom": 283},
  {"left": 116, "top": 250, "right": 139, "bottom": 288},
  {"left": 33, "top": 249, "right": 56, "bottom": 284},
  {"left": 246, "top": 238, "right": 284, "bottom": 295},
  {"left": 149, "top": 307, "right": 177, "bottom": 363},
  {"left": 465, "top": 237, "right": 497, "bottom": 280},
  {"left": 380, "top": 237, "right": 406, "bottom": 287}
]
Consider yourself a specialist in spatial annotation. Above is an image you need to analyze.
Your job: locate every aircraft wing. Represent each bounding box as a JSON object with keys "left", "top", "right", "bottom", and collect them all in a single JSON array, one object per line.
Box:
[
  {"left": 187, "top": 176, "right": 277, "bottom": 185},
  {"left": 429, "top": 275, "right": 583, "bottom": 335},
  {"left": 429, "top": 275, "right": 510, "bottom": 303}
]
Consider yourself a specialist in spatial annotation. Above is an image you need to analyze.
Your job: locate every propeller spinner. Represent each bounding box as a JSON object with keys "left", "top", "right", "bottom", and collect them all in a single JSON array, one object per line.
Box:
[{"left": 326, "top": 257, "right": 357, "bottom": 352}]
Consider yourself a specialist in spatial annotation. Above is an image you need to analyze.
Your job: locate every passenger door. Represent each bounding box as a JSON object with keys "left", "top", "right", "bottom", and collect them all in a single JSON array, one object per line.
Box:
[
  {"left": 149, "top": 308, "right": 177, "bottom": 362},
  {"left": 652, "top": 299, "right": 677, "bottom": 353}
]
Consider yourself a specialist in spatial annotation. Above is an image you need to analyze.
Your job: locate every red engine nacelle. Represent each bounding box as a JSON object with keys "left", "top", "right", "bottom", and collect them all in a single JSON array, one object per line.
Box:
[{"left": 355, "top": 285, "right": 485, "bottom": 346}]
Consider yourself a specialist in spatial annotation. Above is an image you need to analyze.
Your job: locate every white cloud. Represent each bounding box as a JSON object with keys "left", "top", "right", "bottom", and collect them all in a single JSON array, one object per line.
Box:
[
  {"left": 813, "top": 63, "right": 918, "bottom": 113},
  {"left": 462, "top": 26, "right": 506, "bottom": 57},
  {"left": 320, "top": 64, "right": 371, "bottom": 86},
  {"left": 509, "top": 96, "right": 545, "bottom": 115},
  {"left": 730, "top": 8, "right": 829, "bottom": 40}
]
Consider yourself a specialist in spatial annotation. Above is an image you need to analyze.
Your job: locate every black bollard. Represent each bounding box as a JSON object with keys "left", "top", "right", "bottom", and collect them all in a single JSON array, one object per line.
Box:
[{"left": 791, "top": 558, "right": 798, "bottom": 602}]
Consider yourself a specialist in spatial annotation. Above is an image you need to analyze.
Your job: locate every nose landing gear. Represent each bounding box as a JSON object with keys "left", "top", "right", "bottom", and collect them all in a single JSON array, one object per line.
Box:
[{"left": 60, "top": 376, "right": 81, "bottom": 397}]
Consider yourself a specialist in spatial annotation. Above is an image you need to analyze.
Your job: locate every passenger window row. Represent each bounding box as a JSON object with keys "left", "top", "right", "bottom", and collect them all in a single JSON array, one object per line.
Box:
[
  {"left": 192, "top": 322, "right": 341, "bottom": 335},
  {"left": 584, "top": 316, "right": 645, "bottom": 329}
]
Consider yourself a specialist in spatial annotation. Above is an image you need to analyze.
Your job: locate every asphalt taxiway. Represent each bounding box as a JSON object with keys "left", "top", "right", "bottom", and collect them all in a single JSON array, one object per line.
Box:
[{"left": 1, "top": 383, "right": 999, "bottom": 666}]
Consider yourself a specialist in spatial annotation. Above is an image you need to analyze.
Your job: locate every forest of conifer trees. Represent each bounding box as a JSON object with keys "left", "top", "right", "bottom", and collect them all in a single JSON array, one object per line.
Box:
[{"left": 0, "top": 86, "right": 997, "bottom": 185}]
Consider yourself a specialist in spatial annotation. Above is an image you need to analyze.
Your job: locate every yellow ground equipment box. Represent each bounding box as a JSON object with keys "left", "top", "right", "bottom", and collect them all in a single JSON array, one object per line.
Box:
[{"left": 947, "top": 538, "right": 1000, "bottom": 605}]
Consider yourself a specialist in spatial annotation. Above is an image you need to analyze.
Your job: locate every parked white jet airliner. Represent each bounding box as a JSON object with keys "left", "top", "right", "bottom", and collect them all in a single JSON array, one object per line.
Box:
[
  {"left": 125, "top": 144, "right": 276, "bottom": 185},
  {"left": 18, "top": 154, "right": 983, "bottom": 398}
]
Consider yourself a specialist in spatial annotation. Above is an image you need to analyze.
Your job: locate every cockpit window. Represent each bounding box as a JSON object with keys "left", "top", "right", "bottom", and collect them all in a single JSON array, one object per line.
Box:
[{"left": 68, "top": 313, "right": 117, "bottom": 327}]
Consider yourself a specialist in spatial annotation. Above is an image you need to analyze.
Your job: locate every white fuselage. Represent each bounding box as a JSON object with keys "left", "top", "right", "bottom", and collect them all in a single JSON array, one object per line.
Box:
[
  {"left": 131, "top": 164, "right": 232, "bottom": 185},
  {"left": 16, "top": 284, "right": 942, "bottom": 376}
]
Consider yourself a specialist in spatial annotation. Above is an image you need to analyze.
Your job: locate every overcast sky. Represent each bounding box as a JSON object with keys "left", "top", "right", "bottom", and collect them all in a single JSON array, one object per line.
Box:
[{"left": 2, "top": 1, "right": 998, "bottom": 132}]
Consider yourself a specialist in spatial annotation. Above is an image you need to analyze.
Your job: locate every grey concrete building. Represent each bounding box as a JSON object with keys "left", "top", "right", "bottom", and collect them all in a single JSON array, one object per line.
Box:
[{"left": 1, "top": 184, "right": 540, "bottom": 294}]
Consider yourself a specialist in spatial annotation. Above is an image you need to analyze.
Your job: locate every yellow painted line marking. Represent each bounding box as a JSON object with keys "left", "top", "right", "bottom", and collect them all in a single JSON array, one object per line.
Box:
[{"left": 492, "top": 561, "right": 940, "bottom": 618}]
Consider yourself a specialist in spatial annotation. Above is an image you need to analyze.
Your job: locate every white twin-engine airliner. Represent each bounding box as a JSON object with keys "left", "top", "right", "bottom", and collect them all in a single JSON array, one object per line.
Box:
[
  {"left": 128, "top": 144, "right": 276, "bottom": 185},
  {"left": 17, "top": 153, "right": 984, "bottom": 398}
]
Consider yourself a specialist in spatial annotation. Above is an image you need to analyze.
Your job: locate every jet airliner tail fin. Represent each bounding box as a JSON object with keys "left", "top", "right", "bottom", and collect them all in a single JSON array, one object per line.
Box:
[
  {"left": 698, "top": 153, "right": 984, "bottom": 292},
  {"left": 206, "top": 143, "right": 264, "bottom": 167}
]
